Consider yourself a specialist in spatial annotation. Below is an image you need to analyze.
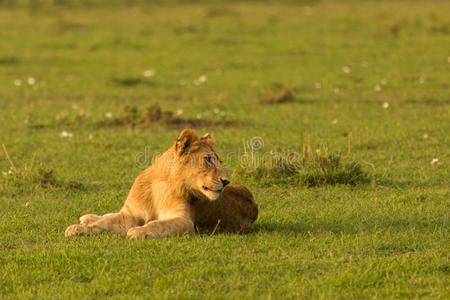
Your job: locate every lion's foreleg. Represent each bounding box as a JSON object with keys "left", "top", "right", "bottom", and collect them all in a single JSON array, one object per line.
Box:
[
  {"left": 65, "top": 212, "right": 136, "bottom": 237},
  {"left": 127, "top": 215, "right": 194, "bottom": 239},
  {"left": 79, "top": 214, "right": 101, "bottom": 226},
  {"left": 89, "top": 213, "right": 136, "bottom": 235}
]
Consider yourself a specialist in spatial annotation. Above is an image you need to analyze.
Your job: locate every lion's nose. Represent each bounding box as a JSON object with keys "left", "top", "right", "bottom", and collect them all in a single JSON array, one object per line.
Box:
[{"left": 220, "top": 177, "right": 230, "bottom": 187}]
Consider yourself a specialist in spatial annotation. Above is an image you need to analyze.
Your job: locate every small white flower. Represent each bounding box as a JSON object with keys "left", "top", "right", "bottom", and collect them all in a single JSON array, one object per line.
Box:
[
  {"left": 374, "top": 85, "right": 381, "bottom": 92},
  {"left": 423, "top": 133, "right": 429, "bottom": 139},
  {"left": 27, "top": 77, "right": 36, "bottom": 85},
  {"left": 314, "top": 82, "right": 322, "bottom": 89},
  {"left": 14, "top": 79, "right": 22, "bottom": 86},
  {"left": 431, "top": 158, "right": 439, "bottom": 165},
  {"left": 2, "top": 169, "right": 13, "bottom": 176},
  {"left": 25, "top": 202, "right": 31, "bottom": 207},
  {"left": 380, "top": 79, "right": 387, "bottom": 85},
  {"left": 193, "top": 75, "right": 207, "bottom": 86},
  {"left": 88, "top": 134, "right": 93, "bottom": 140},
  {"left": 143, "top": 69, "right": 156, "bottom": 78},
  {"left": 60, "top": 130, "right": 73, "bottom": 138},
  {"left": 382, "top": 102, "right": 389, "bottom": 109},
  {"left": 196, "top": 113, "right": 202, "bottom": 119},
  {"left": 105, "top": 112, "right": 113, "bottom": 119},
  {"left": 342, "top": 66, "right": 351, "bottom": 74},
  {"left": 331, "top": 119, "right": 338, "bottom": 125},
  {"left": 333, "top": 88, "right": 340, "bottom": 94},
  {"left": 175, "top": 109, "right": 184, "bottom": 116},
  {"left": 361, "top": 61, "right": 369, "bottom": 68}
]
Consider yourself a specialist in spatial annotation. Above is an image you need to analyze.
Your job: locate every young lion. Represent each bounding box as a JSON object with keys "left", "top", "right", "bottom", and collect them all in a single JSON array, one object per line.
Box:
[{"left": 65, "top": 129, "right": 258, "bottom": 239}]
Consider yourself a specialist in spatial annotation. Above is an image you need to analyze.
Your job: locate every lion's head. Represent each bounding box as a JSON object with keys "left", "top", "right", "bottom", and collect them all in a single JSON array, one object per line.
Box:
[{"left": 171, "top": 129, "right": 230, "bottom": 201}]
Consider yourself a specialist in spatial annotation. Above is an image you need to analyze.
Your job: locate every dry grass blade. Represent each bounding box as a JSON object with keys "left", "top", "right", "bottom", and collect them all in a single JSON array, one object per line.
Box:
[{"left": 2, "top": 144, "right": 17, "bottom": 172}]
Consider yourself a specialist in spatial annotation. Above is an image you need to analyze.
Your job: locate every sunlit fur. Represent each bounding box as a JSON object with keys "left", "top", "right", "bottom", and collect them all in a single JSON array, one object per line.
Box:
[{"left": 65, "top": 129, "right": 257, "bottom": 239}]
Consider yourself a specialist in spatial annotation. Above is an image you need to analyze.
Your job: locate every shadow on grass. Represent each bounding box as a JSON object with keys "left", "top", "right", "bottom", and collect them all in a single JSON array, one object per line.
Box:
[
  {"left": 258, "top": 83, "right": 319, "bottom": 105},
  {"left": 252, "top": 218, "right": 440, "bottom": 235},
  {"left": 111, "top": 76, "right": 155, "bottom": 87},
  {"left": 370, "top": 177, "right": 446, "bottom": 190},
  {"left": 403, "top": 97, "right": 450, "bottom": 106},
  {"left": 26, "top": 104, "right": 242, "bottom": 131},
  {"left": 252, "top": 221, "right": 359, "bottom": 235},
  {"left": 0, "top": 56, "right": 20, "bottom": 65},
  {"left": 95, "top": 104, "right": 241, "bottom": 130},
  {"left": 26, "top": 117, "right": 241, "bottom": 131}
]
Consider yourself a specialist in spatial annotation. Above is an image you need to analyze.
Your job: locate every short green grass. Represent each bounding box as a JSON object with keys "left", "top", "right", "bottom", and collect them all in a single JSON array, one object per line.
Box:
[{"left": 1, "top": 1, "right": 449, "bottom": 299}]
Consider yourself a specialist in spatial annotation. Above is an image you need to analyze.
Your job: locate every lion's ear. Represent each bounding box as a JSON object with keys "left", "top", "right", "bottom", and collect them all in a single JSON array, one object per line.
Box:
[
  {"left": 175, "top": 129, "right": 198, "bottom": 156},
  {"left": 201, "top": 133, "right": 214, "bottom": 146}
]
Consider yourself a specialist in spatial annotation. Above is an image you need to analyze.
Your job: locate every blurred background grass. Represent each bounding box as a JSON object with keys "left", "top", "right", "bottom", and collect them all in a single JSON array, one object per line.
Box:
[{"left": 0, "top": 0, "right": 449, "bottom": 298}]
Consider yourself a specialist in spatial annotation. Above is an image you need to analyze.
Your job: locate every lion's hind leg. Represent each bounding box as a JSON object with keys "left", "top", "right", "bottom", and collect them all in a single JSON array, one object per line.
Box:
[{"left": 65, "top": 212, "right": 137, "bottom": 237}]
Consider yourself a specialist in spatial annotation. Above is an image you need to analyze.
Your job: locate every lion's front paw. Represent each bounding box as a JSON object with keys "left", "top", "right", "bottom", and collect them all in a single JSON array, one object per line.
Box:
[
  {"left": 65, "top": 224, "right": 87, "bottom": 237},
  {"left": 127, "top": 227, "right": 147, "bottom": 239}
]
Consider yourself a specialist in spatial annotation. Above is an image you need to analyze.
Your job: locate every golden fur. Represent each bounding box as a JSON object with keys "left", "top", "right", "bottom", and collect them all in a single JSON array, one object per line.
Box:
[{"left": 65, "top": 129, "right": 258, "bottom": 239}]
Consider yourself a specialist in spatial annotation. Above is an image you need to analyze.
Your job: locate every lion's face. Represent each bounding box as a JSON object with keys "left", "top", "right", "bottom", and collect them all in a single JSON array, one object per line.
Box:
[{"left": 174, "top": 129, "right": 230, "bottom": 201}]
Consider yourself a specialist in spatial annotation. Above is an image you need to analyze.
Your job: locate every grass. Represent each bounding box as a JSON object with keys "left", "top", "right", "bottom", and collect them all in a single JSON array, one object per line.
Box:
[
  {"left": 96, "top": 104, "right": 233, "bottom": 129},
  {"left": 258, "top": 83, "right": 295, "bottom": 104},
  {"left": 0, "top": 0, "right": 449, "bottom": 299},
  {"left": 234, "top": 141, "right": 371, "bottom": 186}
]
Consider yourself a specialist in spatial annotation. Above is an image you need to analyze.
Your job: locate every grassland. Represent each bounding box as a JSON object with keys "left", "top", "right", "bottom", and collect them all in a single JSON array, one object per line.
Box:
[{"left": 0, "top": 1, "right": 449, "bottom": 299}]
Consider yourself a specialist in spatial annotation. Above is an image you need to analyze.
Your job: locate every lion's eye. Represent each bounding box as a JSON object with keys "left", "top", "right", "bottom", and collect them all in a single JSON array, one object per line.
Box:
[{"left": 204, "top": 155, "right": 213, "bottom": 166}]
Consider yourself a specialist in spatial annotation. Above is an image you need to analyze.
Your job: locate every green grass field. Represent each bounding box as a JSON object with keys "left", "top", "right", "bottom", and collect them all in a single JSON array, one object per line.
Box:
[{"left": 1, "top": 1, "right": 449, "bottom": 298}]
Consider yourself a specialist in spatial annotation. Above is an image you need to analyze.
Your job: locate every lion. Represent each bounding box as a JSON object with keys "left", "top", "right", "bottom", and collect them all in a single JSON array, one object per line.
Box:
[{"left": 65, "top": 129, "right": 258, "bottom": 239}]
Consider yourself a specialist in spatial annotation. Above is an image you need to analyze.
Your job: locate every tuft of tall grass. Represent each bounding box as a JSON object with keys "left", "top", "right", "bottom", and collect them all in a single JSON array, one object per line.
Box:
[
  {"left": 235, "top": 141, "right": 370, "bottom": 186},
  {"left": 1, "top": 145, "right": 84, "bottom": 192}
]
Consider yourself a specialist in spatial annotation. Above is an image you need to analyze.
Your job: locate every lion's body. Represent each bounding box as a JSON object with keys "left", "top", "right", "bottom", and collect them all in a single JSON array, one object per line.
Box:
[
  {"left": 192, "top": 185, "right": 258, "bottom": 233},
  {"left": 65, "top": 129, "right": 258, "bottom": 239}
]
